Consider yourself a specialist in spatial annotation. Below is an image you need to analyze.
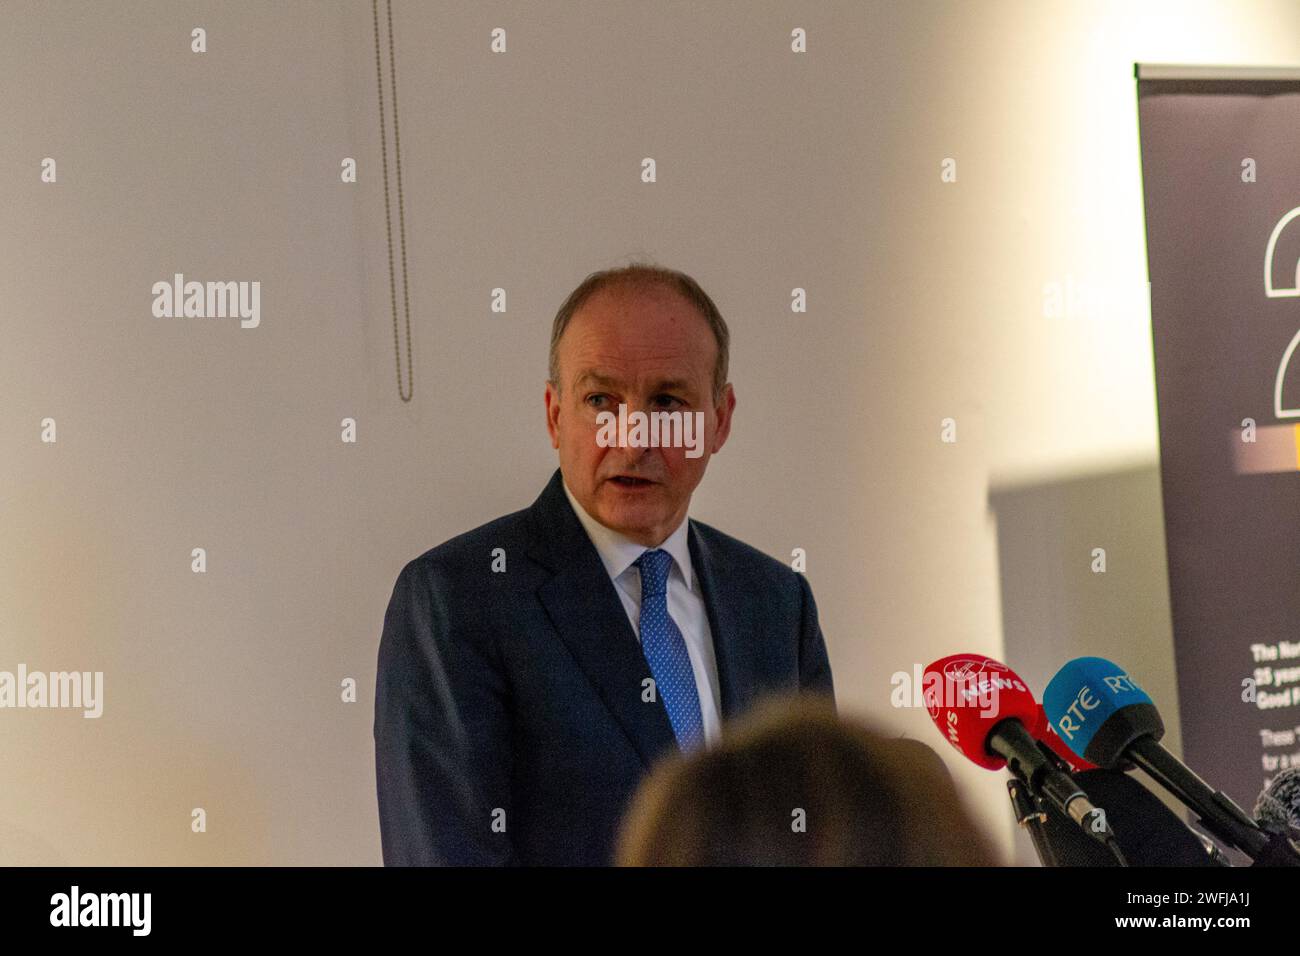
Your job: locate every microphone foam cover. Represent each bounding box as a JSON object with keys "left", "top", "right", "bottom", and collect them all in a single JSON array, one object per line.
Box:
[
  {"left": 924, "top": 654, "right": 1039, "bottom": 771},
  {"left": 1043, "top": 657, "right": 1160, "bottom": 767},
  {"left": 1255, "top": 767, "right": 1300, "bottom": 834}
]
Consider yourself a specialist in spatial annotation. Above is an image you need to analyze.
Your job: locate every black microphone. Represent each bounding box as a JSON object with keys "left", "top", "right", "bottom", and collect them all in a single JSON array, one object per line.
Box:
[
  {"left": 1255, "top": 767, "right": 1300, "bottom": 834},
  {"left": 1250, "top": 767, "right": 1300, "bottom": 867}
]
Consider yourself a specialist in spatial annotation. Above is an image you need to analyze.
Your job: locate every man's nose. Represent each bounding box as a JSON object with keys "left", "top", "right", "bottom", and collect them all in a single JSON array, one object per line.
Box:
[{"left": 620, "top": 440, "right": 651, "bottom": 465}]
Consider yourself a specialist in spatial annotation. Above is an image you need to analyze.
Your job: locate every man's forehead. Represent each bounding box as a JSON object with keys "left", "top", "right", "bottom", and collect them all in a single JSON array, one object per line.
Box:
[
  {"left": 559, "top": 283, "right": 716, "bottom": 386},
  {"left": 571, "top": 284, "right": 710, "bottom": 339}
]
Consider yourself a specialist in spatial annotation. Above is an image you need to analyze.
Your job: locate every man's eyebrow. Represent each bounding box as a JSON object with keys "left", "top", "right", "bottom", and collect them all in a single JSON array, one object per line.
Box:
[
  {"left": 573, "top": 371, "right": 696, "bottom": 394},
  {"left": 574, "top": 371, "right": 622, "bottom": 389},
  {"left": 650, "top": 378, "right": 693, "bottom": 393}
]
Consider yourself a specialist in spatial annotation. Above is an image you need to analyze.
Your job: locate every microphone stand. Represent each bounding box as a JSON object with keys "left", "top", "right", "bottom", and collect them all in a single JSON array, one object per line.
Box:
[
  {"left": 1006, "top": 745, "right": 1133, "bottom": 866},
  {"left": 1006, "top": 774, "right": 1057, "bottom": 866}
]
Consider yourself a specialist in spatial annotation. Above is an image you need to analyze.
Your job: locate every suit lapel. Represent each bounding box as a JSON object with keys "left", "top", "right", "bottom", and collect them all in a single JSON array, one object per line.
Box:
[
  {"left": 526, "top": 470, "right": 679, "bottom": 769},
  {"left": 688, "top": 521, "right": 763, "bottom": 722}
]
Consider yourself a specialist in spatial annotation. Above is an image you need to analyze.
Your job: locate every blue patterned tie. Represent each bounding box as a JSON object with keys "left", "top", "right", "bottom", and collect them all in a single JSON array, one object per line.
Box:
[{"left": 634, "top": 549, "right": 705, "bottom": 752}]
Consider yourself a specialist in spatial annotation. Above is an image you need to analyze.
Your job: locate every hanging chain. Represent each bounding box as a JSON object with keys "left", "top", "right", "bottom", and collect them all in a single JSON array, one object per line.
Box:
[{"left": 373, "top": 0, "right": 414, "bottom": 402}]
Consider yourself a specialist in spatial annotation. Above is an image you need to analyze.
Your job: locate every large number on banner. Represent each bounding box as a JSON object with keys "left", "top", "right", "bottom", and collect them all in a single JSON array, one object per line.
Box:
[{"left": 1264, "top": 206, "right": 1300, "bottom": 419}]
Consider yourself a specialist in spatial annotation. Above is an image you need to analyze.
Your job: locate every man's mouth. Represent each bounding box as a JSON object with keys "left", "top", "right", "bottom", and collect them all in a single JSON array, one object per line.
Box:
[{"left": 609, "top": 475, "right": 656, "bottom": 488}]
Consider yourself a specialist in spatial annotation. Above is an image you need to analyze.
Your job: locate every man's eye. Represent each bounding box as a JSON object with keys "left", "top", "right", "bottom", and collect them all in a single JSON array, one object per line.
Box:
[
  {"left": 654, "top": 395, "right": 683, "bottom": 408},
  {"left": 586, "top": 394, "right": 608, "bottom": 407}
]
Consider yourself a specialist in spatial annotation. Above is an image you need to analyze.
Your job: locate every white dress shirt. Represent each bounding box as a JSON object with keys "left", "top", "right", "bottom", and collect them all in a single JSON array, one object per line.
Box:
[{"left": 562, "top": 478, "right": 723, "bottom": 747}]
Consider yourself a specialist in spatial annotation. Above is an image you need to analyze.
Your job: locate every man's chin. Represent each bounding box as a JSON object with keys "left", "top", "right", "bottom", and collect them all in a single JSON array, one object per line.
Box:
[{"left": 594, "top": 491, "right": 669, "bottom": 535}]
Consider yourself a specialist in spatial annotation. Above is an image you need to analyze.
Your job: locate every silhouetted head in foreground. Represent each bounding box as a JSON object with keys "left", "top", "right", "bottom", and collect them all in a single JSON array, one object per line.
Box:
[{"left": 616, "top": 694, "right": 999, "bottom": 866}]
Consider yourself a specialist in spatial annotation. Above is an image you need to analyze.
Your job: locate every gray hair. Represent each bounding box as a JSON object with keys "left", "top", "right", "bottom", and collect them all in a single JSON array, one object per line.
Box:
[{"left": 547, "top": 263, "right": 730, "bottom": 404}]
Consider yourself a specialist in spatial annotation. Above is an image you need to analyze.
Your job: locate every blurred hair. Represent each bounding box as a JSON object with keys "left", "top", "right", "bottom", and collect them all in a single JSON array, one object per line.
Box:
[
  {"left": 547, "top": 262, "right": 730, "bottom": 404},
  {"left": 616, "top": 694, "right": 999, "bottom": 866}
]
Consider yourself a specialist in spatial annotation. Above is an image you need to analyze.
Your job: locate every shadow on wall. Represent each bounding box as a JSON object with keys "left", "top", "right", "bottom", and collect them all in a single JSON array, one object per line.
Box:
[{"left": 989, "top": 462, "right": 1185, "bottom": 866}]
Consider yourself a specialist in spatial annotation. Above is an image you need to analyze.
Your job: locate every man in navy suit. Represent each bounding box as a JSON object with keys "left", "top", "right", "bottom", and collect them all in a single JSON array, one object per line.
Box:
[{"left": 374, "top": 264, "right": 836, "bottom": 865}]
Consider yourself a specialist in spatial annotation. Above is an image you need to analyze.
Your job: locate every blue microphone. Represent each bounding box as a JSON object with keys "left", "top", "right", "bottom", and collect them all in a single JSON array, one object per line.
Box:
[
  {"left": 1042, "top": 657, "right": 1162, "bottom": 767},
  {"left": 1043, "top": 657, "right": 1288, "bottom": 864}
]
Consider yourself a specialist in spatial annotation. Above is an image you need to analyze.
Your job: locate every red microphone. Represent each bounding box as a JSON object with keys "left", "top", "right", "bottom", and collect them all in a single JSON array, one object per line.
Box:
[
  {"left": 924, "top": 653, "right": 1113, "bottom": 849},
  {"left": 923, "top": 654, "right": 1038, "bottom": 769}
]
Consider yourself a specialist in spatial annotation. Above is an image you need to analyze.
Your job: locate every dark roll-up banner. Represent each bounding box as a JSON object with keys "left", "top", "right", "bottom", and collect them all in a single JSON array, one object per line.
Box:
[{"left": 1136, "top": 63, "right": 1300, "bottom": 826}]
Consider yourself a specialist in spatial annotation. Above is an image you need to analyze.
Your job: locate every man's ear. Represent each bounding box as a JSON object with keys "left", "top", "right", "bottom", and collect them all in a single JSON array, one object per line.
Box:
[
  {"left": 544, "top": 381, "right": 561, "bottom": 450},
  {"left": 710, "top": 384, "right": 736, "bottom": 454}
]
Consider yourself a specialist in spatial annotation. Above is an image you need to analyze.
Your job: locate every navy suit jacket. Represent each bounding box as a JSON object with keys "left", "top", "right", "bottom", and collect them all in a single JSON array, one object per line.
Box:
[{"left": 374, "top": 468, "right": 836, "bottom": 865}]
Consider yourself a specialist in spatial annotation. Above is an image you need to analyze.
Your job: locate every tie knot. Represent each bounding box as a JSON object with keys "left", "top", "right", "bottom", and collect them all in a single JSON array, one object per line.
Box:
[{"left": 635, "top": 548, "right": 673, "bottom": 596}]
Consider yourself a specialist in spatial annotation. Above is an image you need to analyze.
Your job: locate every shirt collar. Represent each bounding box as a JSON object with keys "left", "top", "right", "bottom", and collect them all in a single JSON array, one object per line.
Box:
[{"left": 562, "top": 476, "right": 695, "bottom": 591}]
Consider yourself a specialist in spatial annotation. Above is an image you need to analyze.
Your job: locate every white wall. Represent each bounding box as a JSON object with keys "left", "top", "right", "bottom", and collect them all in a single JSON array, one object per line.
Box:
[{"left": 2, "top": 0, "right": 1298, "bottom": 864}]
